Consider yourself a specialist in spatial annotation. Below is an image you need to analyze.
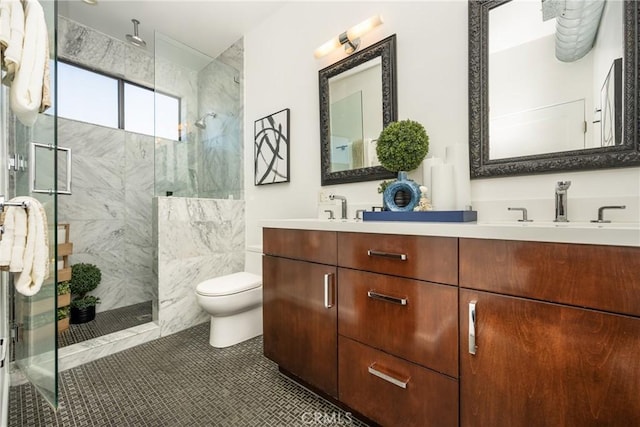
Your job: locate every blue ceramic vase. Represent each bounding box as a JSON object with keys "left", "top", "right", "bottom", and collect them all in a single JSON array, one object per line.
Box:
[{"left": 383, "top": 171, "right": 421, "bottom": 211}]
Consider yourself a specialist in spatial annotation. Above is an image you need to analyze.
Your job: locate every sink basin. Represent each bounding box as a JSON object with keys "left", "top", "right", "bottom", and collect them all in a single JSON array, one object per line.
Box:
[{"left": 478, "top": 221, "right": 640, "bottom": 229}]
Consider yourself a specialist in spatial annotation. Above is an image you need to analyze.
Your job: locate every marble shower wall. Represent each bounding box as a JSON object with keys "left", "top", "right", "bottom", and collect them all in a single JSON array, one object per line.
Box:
[
  {"left": 154, "top": 197, "right": 245, "bottom": 336},
  {"left": 35, "top": 115, "right": 156, "bottom": 312}
]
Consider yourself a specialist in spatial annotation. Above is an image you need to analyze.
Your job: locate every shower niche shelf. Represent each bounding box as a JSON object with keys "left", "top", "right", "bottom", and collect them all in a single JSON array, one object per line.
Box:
[
  {"left": 57, "top": 224, "right": 72, "bottom": 283},
  {"left": 57, "top": 223, "right": 73, "bottom": 334}
]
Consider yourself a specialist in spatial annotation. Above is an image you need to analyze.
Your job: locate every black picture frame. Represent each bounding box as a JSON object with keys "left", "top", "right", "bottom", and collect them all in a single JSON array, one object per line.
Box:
[{"left": 254, "top": 108, "right": 290, "bottom": 185}]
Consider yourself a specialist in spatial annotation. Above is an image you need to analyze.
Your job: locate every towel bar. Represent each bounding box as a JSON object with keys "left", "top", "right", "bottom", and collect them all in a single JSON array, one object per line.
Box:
[{"left": 0, "top": 195, "right": 28, "bottom": 211}]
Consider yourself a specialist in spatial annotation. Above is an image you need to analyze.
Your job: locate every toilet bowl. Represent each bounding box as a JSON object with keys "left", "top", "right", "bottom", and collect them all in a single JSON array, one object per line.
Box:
[{"left": 195, "top": 271, "right": 262, "bottom": 348}]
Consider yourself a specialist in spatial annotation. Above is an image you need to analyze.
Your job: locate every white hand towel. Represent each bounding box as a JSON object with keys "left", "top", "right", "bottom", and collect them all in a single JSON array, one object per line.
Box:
[
  {"left": 14, "top": 196, "right": 49, "bottom": 296},
  {"left": 10, "top": 0, "right": 47, "bottom": 126},
  {"left": 0, "top": 205, "right": 16, "bottom": 265},
  {"left": 0, "top": 0, "right": 11, "bottom": 52},
  {"left": 9, "top": 204, "right": 25, "bottom": 272},
  {"left": 0, "top": 0, "right": 24, "bottom": 84}
]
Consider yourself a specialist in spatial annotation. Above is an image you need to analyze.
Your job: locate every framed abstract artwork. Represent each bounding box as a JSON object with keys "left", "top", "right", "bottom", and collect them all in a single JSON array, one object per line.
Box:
[{"left": 254, "top": 108, "right": 290, "bottom": 185}]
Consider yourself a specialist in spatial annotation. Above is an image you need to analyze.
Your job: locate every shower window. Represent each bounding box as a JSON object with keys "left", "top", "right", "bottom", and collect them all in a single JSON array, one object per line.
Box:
[
  {"left": 124, "top": 83, "right": 180, "bottom": 140},
  {"left": 49, "top": 60, "right": 181, "bottom": 140},
  {"left": 54, "top": 61, "right": 119, "bottom": 128}
]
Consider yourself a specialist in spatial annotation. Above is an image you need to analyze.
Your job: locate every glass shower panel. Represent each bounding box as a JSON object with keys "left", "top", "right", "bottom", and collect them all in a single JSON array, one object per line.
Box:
[
  {"left": 154, "top": 31, "right": 245, "bottom": 199},
  {"left": 10, "top": 0, "right": 58, "bottom": 409}
]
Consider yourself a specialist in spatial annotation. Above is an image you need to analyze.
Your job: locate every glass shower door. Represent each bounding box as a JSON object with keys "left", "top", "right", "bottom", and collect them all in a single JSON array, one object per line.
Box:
[{"left": 8, "top": 0, "right": 59, "bottom": 409}]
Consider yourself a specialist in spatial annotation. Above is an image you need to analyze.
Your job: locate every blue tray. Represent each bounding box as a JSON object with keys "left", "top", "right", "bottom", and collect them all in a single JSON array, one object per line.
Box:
[{"left": 362, "top": 210, "right": 477, "bottom": 223}]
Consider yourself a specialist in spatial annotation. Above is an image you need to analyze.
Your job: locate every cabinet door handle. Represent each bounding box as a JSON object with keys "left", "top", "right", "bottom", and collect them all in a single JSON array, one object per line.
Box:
[
  {"left": 368, "top": 363, "right": 410, "bottom": 389},
  {"left": 469, "top": 301, "right": 477, "bottom": 355},
  {"left": 367, "top": 249, "right": 407, "bottom": 261},
  {"left": 323, "top": 273, "right": 334, "bottom": 309},
  {"left": 367, "top": 290, "right": 408, "bottom": 306}
]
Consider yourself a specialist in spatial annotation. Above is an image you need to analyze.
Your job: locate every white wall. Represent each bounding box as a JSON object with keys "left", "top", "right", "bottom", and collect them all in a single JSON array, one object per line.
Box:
[{"left": 244, "top": 1, "right": 639, "bottom": 248}]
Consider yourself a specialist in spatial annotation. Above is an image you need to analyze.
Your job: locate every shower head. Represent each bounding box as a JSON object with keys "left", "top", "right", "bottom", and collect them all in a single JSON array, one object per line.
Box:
[
  {"left": 194, "top": 112, "right": 217, "bottom": 129},
  {"left": 126, "top": 19, "right": 146, "bottom": 48}
]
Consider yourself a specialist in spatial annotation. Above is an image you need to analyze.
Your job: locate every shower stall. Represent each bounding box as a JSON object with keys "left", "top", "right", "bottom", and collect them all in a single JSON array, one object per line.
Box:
[{"left": 2, "top": 8, "right": 244, "bottom": 421}]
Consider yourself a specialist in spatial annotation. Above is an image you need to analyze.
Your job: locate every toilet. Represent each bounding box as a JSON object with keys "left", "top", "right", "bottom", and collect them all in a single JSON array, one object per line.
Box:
[{"left": 195, "top": 271, "right": 262, "bottom": 348}]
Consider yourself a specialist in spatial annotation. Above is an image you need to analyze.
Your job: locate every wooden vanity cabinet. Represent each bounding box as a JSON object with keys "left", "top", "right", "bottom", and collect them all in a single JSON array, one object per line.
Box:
[
  {"left": 262, "top": 228, "right": 338, "bottom": 397},
  {"left": 459, "top": 239, "right": 640, "bottom": 426},
  {"left": 337, "top": 233, "right": 459, "bottom": 426}
]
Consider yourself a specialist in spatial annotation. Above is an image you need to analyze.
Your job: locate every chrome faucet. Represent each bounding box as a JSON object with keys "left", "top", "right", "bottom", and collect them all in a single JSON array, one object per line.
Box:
[
  {"left": 329, "top": 194, "right": 348, "bottom": 220},
  {"left": 554, "top": 181, "right": 571, "bottom": 222}
]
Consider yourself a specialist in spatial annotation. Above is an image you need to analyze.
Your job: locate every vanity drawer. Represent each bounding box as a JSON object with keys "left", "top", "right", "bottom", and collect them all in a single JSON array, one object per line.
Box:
[
  {"left": 338, "top": 268, "right": 458, "bottom": 377},
  {"left": 339, "top": 336, "right": 458, "bottom": 427},
  {"left": 337, "top": 232, "right": 458, "bottom": 285},
  {"left": 459, "top": 238, "right": 640, "bottom": 316},
  {"left": 263, "top": 228, "right": 336, "bottom": 265}
]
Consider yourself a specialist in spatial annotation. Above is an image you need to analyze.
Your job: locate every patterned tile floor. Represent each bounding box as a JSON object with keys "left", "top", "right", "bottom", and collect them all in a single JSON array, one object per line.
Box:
[
  {"left": 10, "top": 323, "right": 369, "bottom": 427},
  {"left": 58, "top": 302, "right": 153, "bottom": 348}
]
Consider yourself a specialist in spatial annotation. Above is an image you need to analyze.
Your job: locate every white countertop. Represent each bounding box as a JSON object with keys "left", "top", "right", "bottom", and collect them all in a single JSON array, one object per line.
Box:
[{"left": 259, "top": 218, "right": 640, "bottom": 247}]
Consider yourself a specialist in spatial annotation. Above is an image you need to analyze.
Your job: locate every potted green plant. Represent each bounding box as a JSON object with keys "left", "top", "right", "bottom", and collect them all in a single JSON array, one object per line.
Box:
[
  {"left": 57, "top": 306, "right": 70, "bottom": 333},
  {"left": 69, "top": 263, "right": 101, "bottom": 324},
  {"left": 57, "top": 281, "right": 71, "bottom": 307},
  {"left": 376, "top": 119, "right": 429, "bottom": 211}
]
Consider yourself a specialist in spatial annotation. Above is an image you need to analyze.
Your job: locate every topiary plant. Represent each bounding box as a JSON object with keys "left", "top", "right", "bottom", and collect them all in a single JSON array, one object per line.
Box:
[
  {"left": 69, "top": 263, "right": 102, "bottom": 302},
  {"left": 376, "top": 119, "right": 429, "bottom": 172}
]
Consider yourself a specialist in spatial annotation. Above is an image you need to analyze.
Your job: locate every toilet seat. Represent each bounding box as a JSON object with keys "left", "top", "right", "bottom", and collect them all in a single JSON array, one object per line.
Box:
[{"left": 195, "top": 272, "right": 262, "bottom": 297}]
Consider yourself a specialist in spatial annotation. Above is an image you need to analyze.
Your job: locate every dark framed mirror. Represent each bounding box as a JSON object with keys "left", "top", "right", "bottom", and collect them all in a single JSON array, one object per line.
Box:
[
  {"left": 469, "top": 0, "right": 639, "bottom": 178},
  {"left": 319, "top": 34, "right": 397, "bottom": 185}
]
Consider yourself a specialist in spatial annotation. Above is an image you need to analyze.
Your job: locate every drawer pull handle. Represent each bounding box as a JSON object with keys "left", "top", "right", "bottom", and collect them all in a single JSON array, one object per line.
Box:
[
  {"left": 367, "top": 250, "right": 407, "bottom": 261},
  {"left": 368, "top": 363, "right": 410, "bottom": 389},
  {"left": 469, "top": 301, "right": 477, "bottom": 355},
  {"left": 367, "top": 290, "right": 408, "bottom": 306},
  {"left": 324, "top": 273, "right": 334, "bottom": 309}
]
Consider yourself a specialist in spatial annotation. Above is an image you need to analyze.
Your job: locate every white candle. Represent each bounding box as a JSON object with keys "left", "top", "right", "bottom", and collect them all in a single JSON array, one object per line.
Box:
[{"left": 431, "top": 163, "right": 456, "bottom": 211}]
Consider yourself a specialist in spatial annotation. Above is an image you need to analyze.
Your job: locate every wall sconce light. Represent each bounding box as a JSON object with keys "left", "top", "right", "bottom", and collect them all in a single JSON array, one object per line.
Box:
[
  {"left": 541, "top": 0, "right": 605, "bottom": 62},
  {"left": 314, "top": 15, "right": 384, "bottom": 58}
]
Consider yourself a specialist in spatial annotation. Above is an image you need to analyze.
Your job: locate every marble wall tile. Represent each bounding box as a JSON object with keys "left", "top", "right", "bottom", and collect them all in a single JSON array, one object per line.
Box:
[
  {"left": 58, "top": 187, "right": 125, "bottom": 221},
  {"left": 71, "top": 155, "right": 125, "bottom": 190},
  {"left": 69, "top": 250, "right": 128, "bottom": 312},
  {"left": 124, "top": 189, "right": 153, "bottom": 247},
  {"left": 124, "top": 44, "right": 154, "bottom": 87},
  {"left": 58, "top": 17, "right": 125, "bottom": 76},
  {"left": 65, "top": 220, "right": 124, "bottom": 254},
  {"left": 217, "top": 38, "right": 243, "bottom": 73},
  {"left": 155, "top": 197, "right": 245, "bottom": 336},
  {"left": 125, "top": 132, "right": 154, "bottom": 163},
  {"left": 57, "top": 118, "right": 125, "bottom": 160},
  {"left": 124, "top": 243, "right": 155, "bottom": 304}
]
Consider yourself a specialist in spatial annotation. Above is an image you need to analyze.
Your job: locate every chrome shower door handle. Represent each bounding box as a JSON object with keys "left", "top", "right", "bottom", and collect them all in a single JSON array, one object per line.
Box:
[
  {"left": 323, "top": 273, "right": 334, "bottom": 309},
  {"left": 469, "top": 301, "right": 477, "bottom": 355},
  {"left": 30, "top": 143, "right": 72, "bottom": 195}
]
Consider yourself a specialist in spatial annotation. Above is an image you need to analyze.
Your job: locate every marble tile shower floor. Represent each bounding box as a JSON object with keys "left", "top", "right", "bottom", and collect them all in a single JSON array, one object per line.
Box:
[
  {"left": 58, "top": 301, "right": 153, "bottom": 348},
  {"left": 9, "top": 323, "right": 367, "bottom": 427}
]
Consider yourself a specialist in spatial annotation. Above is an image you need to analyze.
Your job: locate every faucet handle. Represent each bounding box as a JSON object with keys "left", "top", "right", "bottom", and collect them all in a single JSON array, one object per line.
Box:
[
  {"left": 556, "top": 180, "right": 571, "bottom": 190},
  {"left": 354, "top": 209, "right": 366, "bottom": 221},
  {"left": 324, "top": 209, "right": 335, "bottom": 220},
  {"left": 507, "top": 207, "right": 533, "bottom": 222},
  {"left": 591, "top": 205, "right": 626, "bottom": 223}
]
